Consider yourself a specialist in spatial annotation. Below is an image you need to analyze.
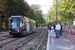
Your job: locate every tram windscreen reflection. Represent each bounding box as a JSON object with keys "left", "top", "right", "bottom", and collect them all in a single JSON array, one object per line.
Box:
[{"left": 9, "top": 19, "right": 20, "bottom": 29}]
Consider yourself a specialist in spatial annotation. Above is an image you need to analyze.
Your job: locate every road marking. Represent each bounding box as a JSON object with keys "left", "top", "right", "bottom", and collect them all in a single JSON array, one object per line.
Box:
[
  {"left": 51, "top": 36, "right": 54, "bottom": 44},
  {"left": 46, "top": 30, "right": 50, "bottom": 50}
]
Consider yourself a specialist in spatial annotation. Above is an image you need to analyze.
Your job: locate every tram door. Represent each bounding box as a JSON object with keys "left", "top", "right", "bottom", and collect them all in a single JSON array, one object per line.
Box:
[{"left": 19, "top": 19, "right": 23, "bottom": 33}]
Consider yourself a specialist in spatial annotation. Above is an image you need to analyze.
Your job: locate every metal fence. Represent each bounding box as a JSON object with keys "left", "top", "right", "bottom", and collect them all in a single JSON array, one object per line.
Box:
[{"left": 62, "top": 26, "right": 75, "bottom": 42}]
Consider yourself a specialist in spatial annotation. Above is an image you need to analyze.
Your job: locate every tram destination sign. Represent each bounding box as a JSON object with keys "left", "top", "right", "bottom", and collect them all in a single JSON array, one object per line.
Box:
[{"left": 12, "top": 17, "right": 19, "bottom": 19}]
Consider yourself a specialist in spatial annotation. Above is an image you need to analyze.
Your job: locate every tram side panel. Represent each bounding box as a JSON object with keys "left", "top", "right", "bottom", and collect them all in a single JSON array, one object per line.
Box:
[
  {"left": 29, "top": 19, "right": 36, "bottom": 33},
  {"left": 26, "top": 18, "right": 31, "bottom": 34},
  {"left": 31, "top": 22, "right": 35, "bottom": 32},
  {"left": 25, "top": 18, "right": 36, "bottom": 34},
  {"left": 33, "top": 23, "right": 36, "bottom": 32},
  {"left": 22, "top": 18, "right": 28, "bottom": 35},
  {"left": 29, "top": 20, "right": 33, "bottom": 33},
  {"left": 31, "top": 23, "right": 34, "bottom": 32},
  {"left": 21, "top": 17, "right": 30, "bottom": 35},
  {"left": 19, "top": 19, "right": 23, "bottom": 35},
  {"left": 21, "top": 18, "right": 28, "bottom": 35}
]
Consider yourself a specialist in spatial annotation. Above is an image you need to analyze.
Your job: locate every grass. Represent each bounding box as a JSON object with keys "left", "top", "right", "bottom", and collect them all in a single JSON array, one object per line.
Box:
[
  {"left": 38, "top": 37, "right": 42, "bottom": 39},
  {"left": 25, "top": 46, "right": 33, "bottom": 50},
  {"left": 39, "top": 46, "right": 42, "bottom": 50},
  {"left": 73, "top": 26, "right": 75, "bottom": 28}
]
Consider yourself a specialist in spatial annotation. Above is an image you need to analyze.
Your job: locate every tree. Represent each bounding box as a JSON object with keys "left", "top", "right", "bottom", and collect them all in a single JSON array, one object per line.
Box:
[
  {"left": 0, "top": 0, "right": 8, "bottom": 13},
  {"left": 30, "top": 4, "right": 46, "bottom": 26},
  {"left": 47, "top": 0, "right": 75, "bottom": 25},
  {"left": 7, "top": 0, "right": 27, "bottom": 16},
  {"left": 0, "top": 0, "right": 8, "bottom": 29}
]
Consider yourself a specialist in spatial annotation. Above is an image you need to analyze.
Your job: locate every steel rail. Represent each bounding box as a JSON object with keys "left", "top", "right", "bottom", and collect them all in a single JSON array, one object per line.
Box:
[
  {"left": 13, "top": 31, "right": 41, "bottom": 50},
  {"left": 0, "top": 35, "right": 10, "bottom": 37},
  {"left": 0, "top": 38, "right": 21, "bottom": 48},
  {"left": 37, "top": 30, "right": 47, "bottom": 50},
  {"left": 0, "top": 35, "right": 13, "bottom": 41},
  {"left": 0, "top": 37, "right": 11, "bottom": 41}
]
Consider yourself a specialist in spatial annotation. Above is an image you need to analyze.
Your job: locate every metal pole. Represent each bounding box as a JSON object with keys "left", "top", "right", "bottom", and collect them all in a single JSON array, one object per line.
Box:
[
  {"left": 50, "top": 12, "right": 51, "bottom": 23},
  {"left": 72, "top": 14, "right": 73, "bottom": 25},
  {"left": 0, "top": 14, "right": 1, "bottom": 32},
  {"left": 56, "top": 0, "right": 58, "bottom": 24}
]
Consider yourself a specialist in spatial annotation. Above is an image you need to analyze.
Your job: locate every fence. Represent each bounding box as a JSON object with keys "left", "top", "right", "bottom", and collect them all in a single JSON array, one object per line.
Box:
[{"left": 62, "top": 27, "right": 75, "bottom": 42}]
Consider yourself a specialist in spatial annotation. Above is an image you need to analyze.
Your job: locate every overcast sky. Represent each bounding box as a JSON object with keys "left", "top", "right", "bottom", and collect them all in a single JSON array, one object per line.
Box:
[{"left": 25, "top": 0, "right": 53, "bottom": 14}]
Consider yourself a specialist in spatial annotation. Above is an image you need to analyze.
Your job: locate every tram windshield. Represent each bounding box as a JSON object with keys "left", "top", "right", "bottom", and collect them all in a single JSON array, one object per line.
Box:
[{"left": 9, "top": 19, "right": 20, "bottom": 29}]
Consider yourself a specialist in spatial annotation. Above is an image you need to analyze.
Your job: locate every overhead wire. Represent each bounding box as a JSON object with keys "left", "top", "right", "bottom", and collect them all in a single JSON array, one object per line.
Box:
[
  {"left": 27, "top": 0, "right": 32, "bottom": 5},
  {"left": 34, "top": 4, "right": 53, "bottom": 6},
  {"left": 36, "top": 0, "right": 39, "bottom": 4},
  {"left": 28, "top": 0, "right": 53, "bottom": 6}
]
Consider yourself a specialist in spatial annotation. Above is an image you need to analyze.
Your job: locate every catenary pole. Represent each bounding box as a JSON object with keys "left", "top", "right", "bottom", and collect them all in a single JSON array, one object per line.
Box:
[
  {"left": 56, "top": 0, "right": 58, "bottom": 24},
  {"left": 50, "top": 12, "right": 51, "bottom": 23}
]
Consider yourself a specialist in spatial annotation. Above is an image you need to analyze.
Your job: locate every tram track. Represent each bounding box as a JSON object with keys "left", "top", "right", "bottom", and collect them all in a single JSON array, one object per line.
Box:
[
  {"left": 0, "top": 35, "right": 26, "bottom": 48},
  {"left": 0, "top": 35, "right": 13, "bottom": 41},
  {"left": 37, "top": 31, "right": 47, "bottom": 50},
  {"left": 0, "top": 29, "right": 42, "bottom": 50},
  {"left": 15, "top": 28, "right": 47, "bottom": 50},
  {"left": 13, "top": 28, "right": 46, "bottom": 50},
  {"left": 13, "top": 31, "right": 41, "bottom": 50},
  {"left": 0, "top": 32, "right": 9, "bottom": 37},
  {"left": 0, "top": 35, "right": 12, "bottom": 38},
  {"left": 0, "top": 37, "right": 21, "bottom": 48},
  {"left": 0, "top": 28, "right": 42, "bottom": 50}
]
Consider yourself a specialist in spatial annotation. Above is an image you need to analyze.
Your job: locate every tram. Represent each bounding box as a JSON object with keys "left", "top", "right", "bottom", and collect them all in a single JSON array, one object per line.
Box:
[{"left": 9, "top": 15, "right": 36, "bottom": 36}]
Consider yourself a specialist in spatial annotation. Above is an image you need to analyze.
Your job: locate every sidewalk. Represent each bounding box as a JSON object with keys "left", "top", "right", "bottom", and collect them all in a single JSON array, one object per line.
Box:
[{"left": 46, "top": 30, "right": 75, "bottom": 50}]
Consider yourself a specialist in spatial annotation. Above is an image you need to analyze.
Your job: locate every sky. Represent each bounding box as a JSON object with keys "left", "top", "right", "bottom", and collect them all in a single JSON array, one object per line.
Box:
[{"left": 25, "top": 0, "right": 53, "bottom": 14}]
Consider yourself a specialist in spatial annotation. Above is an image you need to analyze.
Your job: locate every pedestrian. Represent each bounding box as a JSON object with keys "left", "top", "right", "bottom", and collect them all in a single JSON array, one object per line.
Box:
[
  {"left": 49, "top": 24, "right": 56, "bottom": 38},
  {"left": 55, "top": 22, "right": 61, "bottom": 38},
  {"left": 53, "top": 24, "right": 55, "bottom": 32},
  {"left": 47, "top": 23, "right": 50, "bottom": 29},
  {"left": 49, "top": 23, "right": 51, "bottom": 30},
  {"left": 59, "top": 23, "right": 62, "bottom": 36},
  {"left": 47, "top": 23, "right": 51, "bottom": 36}
]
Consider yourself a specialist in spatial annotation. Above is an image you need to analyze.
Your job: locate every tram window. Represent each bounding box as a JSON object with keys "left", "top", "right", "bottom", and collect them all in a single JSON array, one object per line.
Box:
[{"left": 9, "top": 19, "right": 20, "bottom": 29}]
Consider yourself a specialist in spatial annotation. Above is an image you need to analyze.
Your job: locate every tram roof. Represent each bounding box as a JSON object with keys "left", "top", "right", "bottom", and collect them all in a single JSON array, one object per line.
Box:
[
  {"left": 11, "top": 15, "right": 22, "bottom": 18},
  {"left": 10, "top": 15, "right": 36, "bottom": 23},
  {"left": 24, "top": 17, "right": 36, "bottom": 23}
]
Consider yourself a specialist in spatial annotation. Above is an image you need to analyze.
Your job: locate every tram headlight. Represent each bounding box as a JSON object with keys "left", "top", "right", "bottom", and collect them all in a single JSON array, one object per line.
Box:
[
  {"left": 9, "top": 31, "right": 11, "bottom": 32},
  {"left": 15, "top": 29, "right": 19, "bottom": 32},
  {"left": 17, "top": 30, "right": 19, "bottom": 32}
]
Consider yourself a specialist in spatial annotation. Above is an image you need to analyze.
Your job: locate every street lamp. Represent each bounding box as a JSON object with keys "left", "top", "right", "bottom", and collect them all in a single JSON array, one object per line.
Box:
[{"left": 0, "top": 14, "right": 1, "bottom": 32}]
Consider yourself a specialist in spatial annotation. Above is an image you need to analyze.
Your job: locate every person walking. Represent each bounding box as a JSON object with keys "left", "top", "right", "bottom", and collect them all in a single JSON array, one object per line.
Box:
[
  {"left": 49, "top": 24, "right": 56, "bottom": 37},
  {"left": 53, "top": 24, "right": 55, "bottom": 32},
  {"left": 59, "top": 23, "right": 62, "bottom": 36},
  {"left": 47, "top": 23, "right": 50, "bottom": 29},
  {"left": 55, "top": 22, "right": 61, "bottom": 38},
  {"left": 47, "top": 23, "right": 51, "bottom": 37}
]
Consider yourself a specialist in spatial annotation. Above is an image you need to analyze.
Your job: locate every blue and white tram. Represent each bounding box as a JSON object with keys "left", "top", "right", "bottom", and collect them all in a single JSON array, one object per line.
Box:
[{"left": 9, "top": 15, "right": 36, "bottom": 36}]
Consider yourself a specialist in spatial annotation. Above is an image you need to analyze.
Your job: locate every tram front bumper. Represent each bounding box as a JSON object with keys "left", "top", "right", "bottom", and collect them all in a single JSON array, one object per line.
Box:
[{"left": 9, "top": 32, "right": 21, "bottom": 36}]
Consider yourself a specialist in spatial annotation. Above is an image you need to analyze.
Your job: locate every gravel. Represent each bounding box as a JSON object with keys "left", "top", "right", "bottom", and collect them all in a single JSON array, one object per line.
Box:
[
  {"left": 17, "top": 28, "right": 47, "bottom": 50},
  {"left": 0, "top": 27, "right": 48, "bottom": 50}
]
